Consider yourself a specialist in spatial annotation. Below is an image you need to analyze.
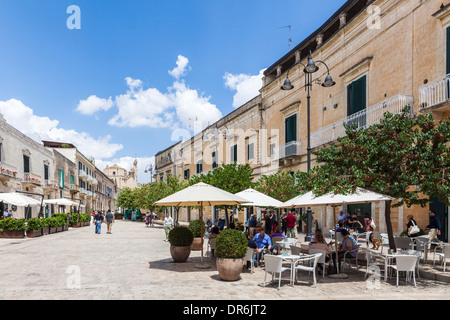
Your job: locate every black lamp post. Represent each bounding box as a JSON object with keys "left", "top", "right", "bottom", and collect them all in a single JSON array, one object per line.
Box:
[
  {"left": 144, "top": 164, "right": 154, "bottom": 183},
  {"left": 281, "top": 51, "right": 336, "bottom": 241}
]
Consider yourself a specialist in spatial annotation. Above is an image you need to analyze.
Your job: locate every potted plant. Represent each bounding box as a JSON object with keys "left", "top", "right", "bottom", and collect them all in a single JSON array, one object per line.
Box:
[
  {"left": 26, "top": 218, "right": 43, "bottom": 238},
  {"left": 70, "top": 214, "right": 80, "bottom": 228},
  {"left": 56, "top": 217, "right": 64, "bottom": 232},
  {"left": 0, "top": 218, "right": 26, "bottom": 238},
  {"left": 215, "top": 229, "right": 248, "bottom": 281},
  {"left": 48, "top": 218, "right": 58, "bottom": 234},
  {"left": 168, "top": 227, "right": 194, "bottom": 263},
  {"left": 188, "top": 219, "right": 205, "bottom": 251},
  {"left": 41, "top": 218, "right": 50, "bottom": 235}
]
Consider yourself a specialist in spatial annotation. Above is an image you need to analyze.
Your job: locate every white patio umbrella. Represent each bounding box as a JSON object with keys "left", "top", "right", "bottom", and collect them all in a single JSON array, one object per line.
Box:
[
  {"left": 0, "top": 193, "right": 41, "bottom": 207},
  {"left": 154, "top": 182, "right": 250, "bottom": 265},
  {"left": 43, "top": 198, "right": 79, "bottom": 206},
  {"left": 279, "top": 187, "right": 394, "bottom": 275},
  {"left": 235, "top": 188, "right": 284, "bottom": 208}
]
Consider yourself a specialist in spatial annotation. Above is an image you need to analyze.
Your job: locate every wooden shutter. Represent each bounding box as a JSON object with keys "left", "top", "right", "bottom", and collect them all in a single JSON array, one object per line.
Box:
[
  {"left": 447, "top": 27, "right": 450, "bottom": 74},
  {"left": 347, "top": 76, "right": 366, "bottom": 116},
  {"left": 285, "top": 114, "right": 297, "bottom": 143},
  {"left": 23, "top": 155, "right": 30, "bottom": 173}
]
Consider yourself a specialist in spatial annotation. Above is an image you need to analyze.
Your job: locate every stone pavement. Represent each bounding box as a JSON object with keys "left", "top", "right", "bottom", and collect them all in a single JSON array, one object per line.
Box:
[{"left": 0, "top": 220, "right": 449, "bottom": 300}]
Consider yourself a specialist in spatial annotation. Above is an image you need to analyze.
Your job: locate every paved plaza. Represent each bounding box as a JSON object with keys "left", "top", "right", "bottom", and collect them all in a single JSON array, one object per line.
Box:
[{"left": 0, "top": 220, "right": 449, "bottom": 300}]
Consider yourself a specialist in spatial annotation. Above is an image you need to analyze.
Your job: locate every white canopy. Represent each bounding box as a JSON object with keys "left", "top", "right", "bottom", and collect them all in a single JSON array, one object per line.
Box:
[
  {"left": 43, "top": 199, "right": 79, "bottom": 206},
  {"left": 0, "top": 193, "right": 42, "bottom": 207},
  {"left": 235, "top": 188, "right": 283, "bottom": 208},
  {"left": 154, "top": 182, "right": 250, "bottom": 207},
  {"left": 280, "top": 187, "right": 394, "bottom": 208}
]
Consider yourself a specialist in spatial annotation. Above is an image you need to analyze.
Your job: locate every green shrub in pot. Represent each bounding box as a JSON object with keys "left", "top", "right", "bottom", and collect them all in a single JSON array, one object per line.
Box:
[
  {"left": 26, "top": 218, "right": 42, "bottom": 231},
  {"left": 188, "top": 219, "right": 205, "bottom": 238},
  {"left": 215, "top": 229, "right": 248, "bottom": 259},
  {"left": 168, "top": 227, "right": 194, "bottom": 247}
]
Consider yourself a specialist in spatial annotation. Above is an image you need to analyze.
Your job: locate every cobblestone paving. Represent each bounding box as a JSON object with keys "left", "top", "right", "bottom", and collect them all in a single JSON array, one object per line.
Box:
[{"left": 0, "top": 220, "right": 449, "bottom": 300}]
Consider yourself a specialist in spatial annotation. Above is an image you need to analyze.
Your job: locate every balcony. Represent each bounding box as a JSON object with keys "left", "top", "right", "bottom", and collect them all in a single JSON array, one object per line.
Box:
[
  {"left": 22, "top": 173, "right": 42, "bottom": 187},
  {"left": 0, "top": 163, "right": 18, "bottom": 181},
  {"left": 419, "top": 74, "right": 450, "bottom": 115},
  {"left": 78, "top": 169, "right": 87, "bottom": 178},
  {"left": 311, "top": 95, "right": 414, "bottom": 148},
  {"left": 43, "top": 180, "right": 58, "bottom": 190},
  {"left": 79, "top": 187, "right": 87, "bottom": 196},
  {"left": 70, "top": 184, "right": 79, "bottom": 193},
  {"left": 279, "top": 141, "right": 302, "bottom": 166}
]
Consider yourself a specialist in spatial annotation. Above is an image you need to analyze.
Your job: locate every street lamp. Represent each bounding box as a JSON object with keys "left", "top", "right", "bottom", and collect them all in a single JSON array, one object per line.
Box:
[
  {"left": 280, "top": 50, "right": 336, "bottom": 241},
  {"left": 144, "top": 164, "right": 154, "bottom": 183}
]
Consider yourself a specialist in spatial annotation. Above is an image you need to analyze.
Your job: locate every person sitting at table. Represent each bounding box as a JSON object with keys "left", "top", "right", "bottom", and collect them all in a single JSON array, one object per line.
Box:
[
  {"left": 245, "top": 232, "right": 258, "bottom": 269},
  {"left": 309, "top": 229, "right": 328, "bottom": 246},
  {"left": 271, "top": 226, "right": 286, "bottom": 239},
  {"left": 331, "top": 229, "right": 358, "bottom": 271},
  {"left": 310, "top": 234, "right": 332, "bottom": 272},
  {"left": 208, "top": 226, "right": 220, "bottom": 256},
  {"left": 253, "top": 229, "right": 274, "bottom": 265}
]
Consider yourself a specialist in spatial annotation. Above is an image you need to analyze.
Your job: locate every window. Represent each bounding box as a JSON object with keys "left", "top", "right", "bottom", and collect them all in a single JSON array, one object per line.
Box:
[
  {"left": 0, "top": 143, "right": 2, "bottom": 162},
  {"left": 44, "top": 165, "right": 49, "bottom": 180},
  {"left": 196, "top": 160, "right": 203, "bottom": 174},
  {"left": 58, "top": 169, "right": 64, "bottom": 188},
  {"left": 269, "top": 143, "right": 276, "bottom": 157},
  {"left": 447, "top": 27, "right": 450, "bottom": 74},
  {"left": 212, "top": 151, "right": 218, "bottom": 169},
  {"left": 70, "top": 174, "right": 74, "bottom": 186},
  {"left": 247, "top": 143, "right": 254, "bottom": 160},
  {"left": 347, "top": 75, "right": 367, "bottom": 116},
  {"left": 230, "top": 144, "right": 237, "bottom": 163},
  {"left": 23, "top": 155, "right": 30, "bottom": 173},
  {"left": 184, "top": 169, "right": 190, "bottom": 179},
  {"left": 285, "top": 114, "right": 297, "bottom": 143}
]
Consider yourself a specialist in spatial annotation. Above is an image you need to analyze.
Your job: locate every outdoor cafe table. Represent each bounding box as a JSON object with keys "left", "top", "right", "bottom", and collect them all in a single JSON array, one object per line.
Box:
[
  {"left": 278, "top": 254, "right": 302, "bottom": 286},
  {"left": 380, "top": 250, "right": 420, "bottom": 281}
]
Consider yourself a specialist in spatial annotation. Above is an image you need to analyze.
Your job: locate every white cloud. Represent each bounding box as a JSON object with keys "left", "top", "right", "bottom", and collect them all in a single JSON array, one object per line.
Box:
[
  {"left": 168, "top": 55, "right": 190, "bottom": 80},
  {"left": 96, "top": 156, "right": 155, "bottom": 185},
  {"left": 224, "top": 69, "right": 266, "bottom": 108},
  {"left": 107, "top": 55, "right": 222, "bottom": 132},
  {"left": 76, "top": 95, "right": 113, "bottom": 115},
  {"left": 0, "top": 98, "right": 123, "bottom": 160}
]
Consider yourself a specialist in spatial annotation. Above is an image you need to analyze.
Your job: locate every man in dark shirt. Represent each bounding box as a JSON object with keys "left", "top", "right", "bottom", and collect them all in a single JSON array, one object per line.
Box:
[{"left": 426, "top": 210, "right": 442, "bottom": 245}]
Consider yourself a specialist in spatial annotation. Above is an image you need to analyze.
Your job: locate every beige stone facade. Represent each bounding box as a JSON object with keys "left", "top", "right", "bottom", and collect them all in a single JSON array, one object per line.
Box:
[
  {"left": 153, "top": 0, "right": 449, "bottom": 240},
  {"left": 104, "top": 161, "right": 138, "bottom": 191}
]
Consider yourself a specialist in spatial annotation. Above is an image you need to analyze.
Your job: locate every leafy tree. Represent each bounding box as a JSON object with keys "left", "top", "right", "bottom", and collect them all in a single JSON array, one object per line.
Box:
[
  {"left": 117, "top": 187, "right": 138, "bottom": 211},
  {"left": 255, "top": 170, "right": 300, "bottom": 202},
  {"left": 189, "top": 162, "right": 255, "bottom": 227},
  {"left": 296, "top": 107, "right": 450, "bottom": 249}
]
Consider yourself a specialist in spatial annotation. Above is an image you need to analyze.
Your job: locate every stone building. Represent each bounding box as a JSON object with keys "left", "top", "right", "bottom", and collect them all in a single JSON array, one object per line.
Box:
[
  {"left": 0, "top": 114, "right": 56, "bottom": 219},
  {"left": 103, "top": 161, "right": 138, "bottom": 191},
  {"left": 94, "top": 168, "right": 117, "bottom": 212},
  {"left": 153, "top": 0, "right": 449, "bottom": 240}
]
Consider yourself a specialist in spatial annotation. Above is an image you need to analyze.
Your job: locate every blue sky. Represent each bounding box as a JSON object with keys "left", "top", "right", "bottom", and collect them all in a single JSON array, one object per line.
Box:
[{"left": 0, "top": 0, "right": 347, "bottom": 182}]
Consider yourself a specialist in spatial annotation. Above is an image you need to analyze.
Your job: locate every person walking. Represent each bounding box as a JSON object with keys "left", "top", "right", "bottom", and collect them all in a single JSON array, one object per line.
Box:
[
  {"left": 105, "top": 209, "right": 114, "bottom": 234},
  {"left": 164, "top": 212, "right": 174, "bottom": 241},
  {"left": 145, "top": 213, "right": 150, "bottom": 227},
  {"left": 285, "top": 210, "right": 297, "bottom": 238},
  {"left": 94, "top": 211, "right": 104, "bottom": 234},
  {"left": 426, "top": 210, "right": 442, "bottom": 246}
]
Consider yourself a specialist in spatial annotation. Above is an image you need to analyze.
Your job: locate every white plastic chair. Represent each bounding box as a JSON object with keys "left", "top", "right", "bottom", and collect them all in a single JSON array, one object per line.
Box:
[
  {"left": 263, "top": 255, "right": 291, "bottom": 290},
  {"left": 309, "top": 249, "right": 328, "bottom": 278},
  {"left": 380, "top": 233, "right": 389, "bottom": 254},
  {"left": 434, "top": 244, "right": 450, "bottom": 272},
  {"left": 243, "top": 247, "right": 256, "bottom": 274},
  {"left": 293, "top": 253, "right": 322, "bottom": 287},
  {"left": 271, "top": 236, "right": 285, "bottom": 255},
  {"left": 391, "top": 255, "right": 418, "bottom": 287},
  {"left": 341, "top": 245, "right": 360, "bottom": 272},
  {"left": 356, "top": 231, "right": 372, "bottom": 247},
  {"left": 290, "top": 245, "right": 302, "bottom": 256}
]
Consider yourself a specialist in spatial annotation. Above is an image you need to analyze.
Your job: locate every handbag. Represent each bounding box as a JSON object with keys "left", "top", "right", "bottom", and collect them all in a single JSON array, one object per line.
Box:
[{"left": 409, "top": 220, "right": 420, "bottom": 235}]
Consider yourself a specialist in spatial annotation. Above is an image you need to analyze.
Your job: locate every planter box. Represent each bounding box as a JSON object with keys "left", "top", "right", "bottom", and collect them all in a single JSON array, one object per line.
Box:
[
  {"left": 26, "top": 229, "right": 42, "bottom": 238},
  {"left": 63, "top": 225, "right": 68, "bottom": 231},
  {"left": 56, "top": 226, "right": 63, "bottom": 232},
  {"left": 49, "top": 227, "right": 57, "bottom": 234},
  {"left": 0, "top": 230, "right": 26, "bottom": 239},
  {"left": 42, "top": 226, "right": 49, "bottom": 235}
]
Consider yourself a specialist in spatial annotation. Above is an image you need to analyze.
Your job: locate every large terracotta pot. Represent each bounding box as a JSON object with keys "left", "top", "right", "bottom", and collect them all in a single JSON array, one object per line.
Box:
[
  {"left": 170, "top": 245, "right": 191, "bottom": 263},
  {"left": 216, "top": 258, "right": 243, "bottom": 281},
  {"left": 191, "top": 237, "right": 203, "bottom": 251}
]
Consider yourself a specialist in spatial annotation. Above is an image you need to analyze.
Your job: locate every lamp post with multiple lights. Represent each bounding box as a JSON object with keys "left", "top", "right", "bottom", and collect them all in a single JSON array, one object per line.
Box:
[{"left": 280, "top": 51, "right": 336, "bottom": 241}]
